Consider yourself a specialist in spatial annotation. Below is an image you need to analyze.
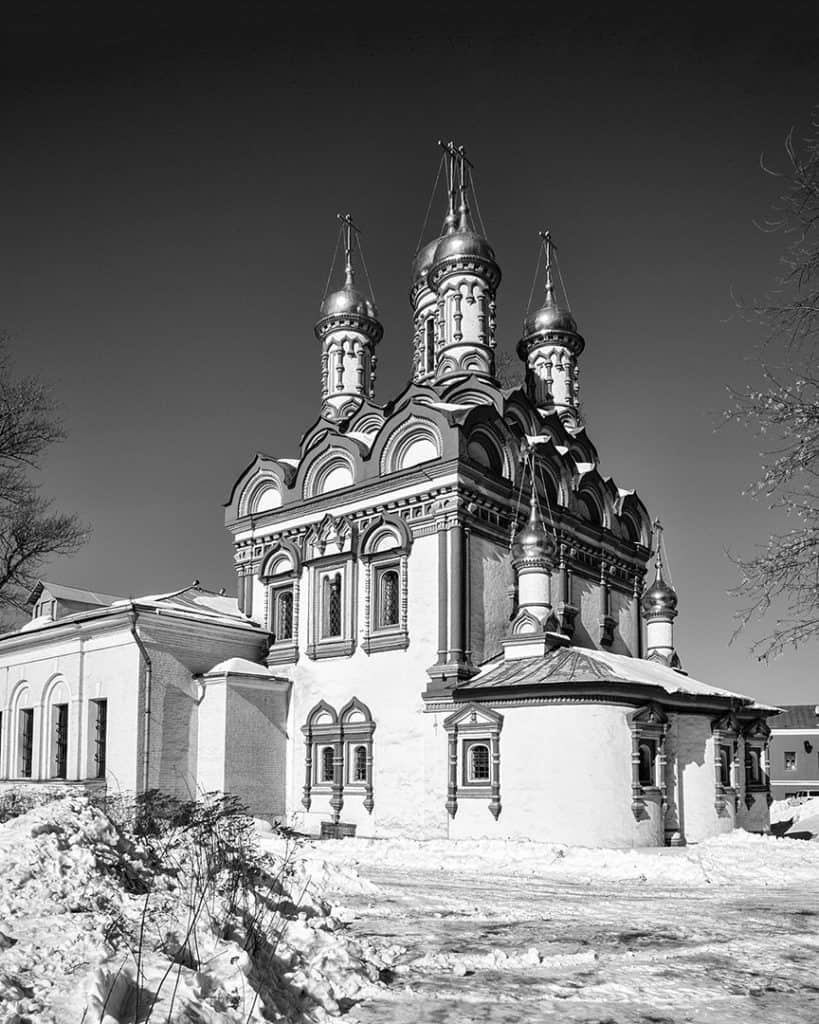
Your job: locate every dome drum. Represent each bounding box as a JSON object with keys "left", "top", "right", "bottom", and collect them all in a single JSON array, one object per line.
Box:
[
  {"left": 314, "top": 312, "right": 383, "bottom": 345},
  {"left": 429, "top": 253, "right": 501, "bottom": 293},
  {"left": 517, "top": 322, "right": 585, "bottom": 361}
]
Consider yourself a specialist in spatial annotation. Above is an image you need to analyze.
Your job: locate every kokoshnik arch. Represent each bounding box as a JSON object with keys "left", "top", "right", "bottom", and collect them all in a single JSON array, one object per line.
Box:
[{"left": 0, "top": 144, "right": 776, "bottom": 846}]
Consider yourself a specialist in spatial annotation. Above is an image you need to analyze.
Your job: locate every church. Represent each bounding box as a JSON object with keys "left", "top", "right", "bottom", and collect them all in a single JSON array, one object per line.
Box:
[{"left": 0, "top": 145, "right": 775, "bottom": 847}]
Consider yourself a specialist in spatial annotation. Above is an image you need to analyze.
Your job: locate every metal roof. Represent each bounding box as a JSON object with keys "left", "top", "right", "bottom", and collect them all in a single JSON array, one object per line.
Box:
[{"left": 768, "top": 705, "right": 819, "bottom": 730}]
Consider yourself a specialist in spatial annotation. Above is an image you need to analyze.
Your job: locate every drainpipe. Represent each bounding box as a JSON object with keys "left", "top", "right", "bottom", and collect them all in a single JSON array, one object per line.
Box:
[{"left": 129, "top": 606, "right": 153, "bottom": 794}]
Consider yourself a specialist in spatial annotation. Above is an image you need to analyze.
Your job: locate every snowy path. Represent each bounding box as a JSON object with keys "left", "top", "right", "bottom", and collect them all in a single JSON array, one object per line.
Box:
[{"left": 310, "top": 840, "right": 819, "bottom": 1023}]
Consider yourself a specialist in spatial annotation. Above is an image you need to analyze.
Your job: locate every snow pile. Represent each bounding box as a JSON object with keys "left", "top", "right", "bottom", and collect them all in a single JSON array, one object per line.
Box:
[
  {"left": 770, "top": 796, "right": 819, "bottom": 837},
  {"left": 0, "top": 797, "right": 401, "bottom": 1023},
  {"left": 304, "top": 829, "right": 819, "bottom": 890}
]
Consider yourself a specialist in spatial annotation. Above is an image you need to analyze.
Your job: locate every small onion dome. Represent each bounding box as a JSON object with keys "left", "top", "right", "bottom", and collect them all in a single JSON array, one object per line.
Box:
[
  {"left": 432, "top": 226, "right": 496, "bottom": 264},
  {"left": 429, "top": 226, "right": 501, "bottom": 291},
  {"left": 511, "top": 501, "right": 556, "bottom": 565},
  {"left": 319, "top": 283, "right": 378, "bottom": 320},
  {"left": 517, "top": 293, "right": 585, "bottom": 360},
  {"left": 315, "top": 280, "right": 383, "bottom": 345},
  {"left": 641, "top": 569, "right": 678, "bottom": 619}
]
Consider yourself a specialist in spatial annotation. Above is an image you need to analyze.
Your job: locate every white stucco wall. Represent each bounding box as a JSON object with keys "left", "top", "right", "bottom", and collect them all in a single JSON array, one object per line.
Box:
[
  {"left": 286, "top": 531, "right": 439, "bottom": 837},
  {"left": 446, "top": 703, "right": 642, "bottom": 848},
  {"left": 0, "top": 627, "right": 141, "bottom": 792},
  {"left": 668, "top": 714, "right": 735, "bottom": 844},
  {"left": 469, "top": 534, "right": 511, "bottom": 666},
  {"left": 610, "top": 590, "right": 634, "bottom": 656}
]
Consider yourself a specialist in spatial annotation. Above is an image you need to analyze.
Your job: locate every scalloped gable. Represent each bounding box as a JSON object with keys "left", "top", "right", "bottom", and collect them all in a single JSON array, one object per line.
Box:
[{"left": 224, "top": 453, "right": 297, "bottom": 524}]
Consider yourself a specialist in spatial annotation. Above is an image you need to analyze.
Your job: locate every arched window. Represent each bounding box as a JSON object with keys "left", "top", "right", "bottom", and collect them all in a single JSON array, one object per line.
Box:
[
  {"left": 638, "top": 740, "right": 656, "bottom": 787},
  {"left": 353, "top": 744, "right": 367, "bottom": 782},
  {"left": 275, "top": 590, "right": 294, "bottom": 641},
  {"left": 468, "top": 743, "right": 490, "bottom": 783},
  {"left": 577, "top": 492, "right": 602, "bottom": 526},
  {"left": 322, "top": 574, "right": 342, "bottom": 638},
  {"left": 377, "top": 570, "right": 400, "bottom": 629},
  {"left": 321, "top": 745, "right": 335, "bottom": 783}
]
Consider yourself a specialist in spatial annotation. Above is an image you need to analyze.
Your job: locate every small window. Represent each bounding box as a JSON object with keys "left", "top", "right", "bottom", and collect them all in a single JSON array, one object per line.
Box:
[
  {"left": 719, "top": 744, "right": 733, "bottom": 787},
  {"left": 320, "top": 745, "right": 335, "bottom": 783},
  {"left": 352, "top": 744, "right": 367, "bottom": 783},
  {"left": 424, "top": 318, "right": 435, "bottom": 373},
  {"left": 467, "top": 743, "right": 490, "bottom": 784},
  {"left": 93, "top": 699, "right": 108, "bottom": 778},
  {"left": 275, "top": 589, "right": 294, "bottom": 642},
  {"left": 377, "top": 569, "right": 400, "bottom": 630},
  {"left": 638, "top": 739, "right": 656, "bottom": 787},
  {"left": 745, "top": 747, "right": 763, "bottom": 786},
  {"left": 53, "top": 703, "right": 68, "bottom": 779},
  {"left": 19, "top": 709, "right": 34, "bottom": 778},
  {"left": 322, "top": 574, "right": 342, "bottom": 639},
  {"left": 784, "top": 751, "right": 797, "bottom": 772}
]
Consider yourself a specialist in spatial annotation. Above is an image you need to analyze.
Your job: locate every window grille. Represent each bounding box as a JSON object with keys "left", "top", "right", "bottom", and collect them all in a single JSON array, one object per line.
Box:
[
  {"left": 276, "top": 589, "right": 294, "bottom": 641},
  {"left": 20, "top": 709, "right": 33, "bottom": 778},
  {"left": 323, "top": 574, "right": 342, "bottom": 638},
  {"left": 353, "top": 744, "right": 367, "bottom": 782},
  {"left": 321, "top": 745, "right": 335, "bottom": 783},
  {"left": 378, "top": 570, "right": 400, "bottom": 628},
  {"left": 469, "top": 743, "right": 490, "bottom": 782},
  {"left": 93, "top": 699, "right": 107, "bottom": 778},
  {"left": 54, "top": 704, "right": 68, "bottom": 779},
  {"left": 784, "top": 751, "right": 796, "bottom": 772}
]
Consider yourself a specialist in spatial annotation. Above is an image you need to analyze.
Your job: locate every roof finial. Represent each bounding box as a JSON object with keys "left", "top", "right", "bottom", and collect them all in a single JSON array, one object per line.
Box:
[
  {"left": 652, "top": 518, "right": 665, "bottom": 580},
  {"left": 337, "top": 212, "right": 359, "bottom": 288},
  {"left": 457, "top": 145, "right": 474, "bottom": 230},
  {"left": 540, "top": 230, "right": 556, "bottom": 305},
  {"left": 438, "top": 139, "right": 459, "bottom": 233}
]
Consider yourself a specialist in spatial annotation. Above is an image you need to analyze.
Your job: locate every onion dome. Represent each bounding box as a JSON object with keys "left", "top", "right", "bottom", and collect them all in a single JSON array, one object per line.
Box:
[
  {"left": 517, "top": 233, "right": 584, "bottom": 360},
  {"left": 315, "top": 214, "right": 382, "bottom": 345},
  {"left": 432, "top": 226, "right": 496, "bottom": 265},
  {"left": 641, "top": 564, "right": 678, "bottom": 620},
  {"left": 412, "top": 237, "right": 442, "bottom": 287},
  {"left": 319, "top": 282, "right": 378, "bottom": 320},
  {"left": 511, "top": 498, "right": 556, "bottom": 565}
]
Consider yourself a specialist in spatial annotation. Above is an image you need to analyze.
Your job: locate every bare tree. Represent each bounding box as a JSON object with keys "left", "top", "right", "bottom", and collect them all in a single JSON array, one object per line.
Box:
[
  {"left": 0, "top": 334, "right": 88, "bottom": 622},
  {"left": 728, "top": 113, "right": 819, "bottom": 660}
]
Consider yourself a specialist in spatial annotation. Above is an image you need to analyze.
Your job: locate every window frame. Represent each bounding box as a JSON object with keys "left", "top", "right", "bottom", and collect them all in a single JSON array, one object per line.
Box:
[
  {"left": 628, "top": 704, "right": 668, "bottom": 822},
  {"left": 92, "top": 698, "right": 108, "bottom": 780},
  {"left": 784, "top": 750, "right": 797, "bottom": 772},
  {"left": 19, "top": 708, "right": 34, "bottom": 779},
  {"left": 360, "top": 515, "right": 412, "bottom": 655},
  {"left": 53, "top": 702, "right": 68, "bottom": 780},
  {"left": 462, "top": 740, "right": 491, "bottom": 786},
  {"left": 444, "top": 704, "right": 503, "bottom": 820},
  {"left": 261, "top": 541, "right": 302, "bottom": 666},
  {"left": 306, "top": 554, "right": 357, "bottom": 661},
  {"left": 301, "top": 699, "right": 376, "bottom": 818}
]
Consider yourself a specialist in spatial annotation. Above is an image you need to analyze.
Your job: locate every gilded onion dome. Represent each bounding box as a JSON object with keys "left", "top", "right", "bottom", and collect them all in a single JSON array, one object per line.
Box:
[
  {"left": 412, "top": 236, "right": 442, "bottom": 288},
  {"left": 641, "top": 563, "right": 678, "bottom": 620},
  {"left": 517, "top": 232, "right": 584, "bottom": 361},
  {"left": 315, "top": 217, "right": 382, "bottom": 345},
  {"left": 511, "top": 499, "right": 556, "bottom": 566}
]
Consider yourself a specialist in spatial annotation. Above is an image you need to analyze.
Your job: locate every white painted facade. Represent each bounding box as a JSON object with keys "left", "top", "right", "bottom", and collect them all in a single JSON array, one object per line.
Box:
[{"left": 0, "top": 156, "right": 774, "bottom": 846}]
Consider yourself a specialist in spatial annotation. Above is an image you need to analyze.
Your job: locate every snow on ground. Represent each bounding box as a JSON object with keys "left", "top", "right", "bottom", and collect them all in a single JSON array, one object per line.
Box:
[
  {"left": 0, "top": 798, "right": 399, "bottom": 1022},
  {"left": 253, "top": 828, "right": 819, "bottom": 1024}
]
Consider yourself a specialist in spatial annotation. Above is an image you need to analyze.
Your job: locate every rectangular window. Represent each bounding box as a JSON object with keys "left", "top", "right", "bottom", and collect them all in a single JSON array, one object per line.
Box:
[
  {"left": 375, "top": 567, "right": 400, "bottom": 630},
  {"left": 54, "top": 704, "right": 68, "bottom": 779},
  {"left": 462, "top": 739, "right": 491, "bottom": 786},
  {"left": 745, "top": 747, "right": 763, "bottom": 786},
  {"left": 719, "top": 744, "right": 733, "bottom": 787},
  {"left": 20, "top": 709, "right": 34, "bottom": 778},
  {"left": 93, "top": 699, "right": 107, "bottom": 779},
  {"left": 322, "top": 574, "right": 342, "bottom": 638},
  {"left": 638, "top": 738, "right": 657, "bottom": 787},
  {"left": 274, "top": 588, "right": 294, "bottom": 642},
  {"left": 784, "top": 751, "right": 797, "bottom": 772}
]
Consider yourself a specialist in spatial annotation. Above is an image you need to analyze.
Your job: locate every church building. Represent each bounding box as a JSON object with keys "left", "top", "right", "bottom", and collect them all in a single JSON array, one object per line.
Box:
[{"left": 0, "top": 145, "right": 775, "bottom": 846}]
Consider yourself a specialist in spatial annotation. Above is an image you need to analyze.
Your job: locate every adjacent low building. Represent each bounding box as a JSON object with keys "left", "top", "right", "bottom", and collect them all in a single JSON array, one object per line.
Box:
[{"left": 767, "top": 705, "right": 819, "bottom": 799}]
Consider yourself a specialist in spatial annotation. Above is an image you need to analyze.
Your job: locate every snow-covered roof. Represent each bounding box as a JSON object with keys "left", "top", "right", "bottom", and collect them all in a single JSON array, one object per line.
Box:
[
  {"left": 461, "top": 645, "right": 769, "bottom": 708},
  {"left": 111, "top": 585, "right": 250, "bottom": 626},
  {"left": 768, "top": 704, "right": 819, "bottom": 729},
  {"left": 28, "top": 580, "right": 122, "bottom": 607}
]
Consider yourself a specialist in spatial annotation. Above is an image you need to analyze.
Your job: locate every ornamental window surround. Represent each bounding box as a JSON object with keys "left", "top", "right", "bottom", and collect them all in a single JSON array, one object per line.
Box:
[
  {"left": 628, "top": 704, "right": 668, "bottom": 821},
  {"left": 360, "top": 514, "right": 411, "bottom": 655},
  {"left": 711, "top": 712, "right": 739, "bottom": 817},
  {"left": 443, "top": 704, "right": 503, "bottom": 821},
  {"left": 260, "top": 542, "right": 302, "bottom": 666},
  {"left": 305, "top": 514, "right": 357, "bottom": 660},
  {"left": 301, "top": 699, "right": 376, "bottom": 823},
  {"left": 740, "top": 718, "right": 770, "bottom": 806}
]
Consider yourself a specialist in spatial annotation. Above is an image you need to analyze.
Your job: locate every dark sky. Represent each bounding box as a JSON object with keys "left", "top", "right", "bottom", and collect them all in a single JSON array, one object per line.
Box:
[{"left": 1, "top": 3, "right": 817, "bottom": 702}]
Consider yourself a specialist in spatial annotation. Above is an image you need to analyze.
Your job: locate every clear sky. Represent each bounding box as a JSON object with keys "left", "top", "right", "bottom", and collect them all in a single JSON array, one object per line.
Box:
[{"left": 1, "top": 3, "right": 817, "bottom": 704}]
